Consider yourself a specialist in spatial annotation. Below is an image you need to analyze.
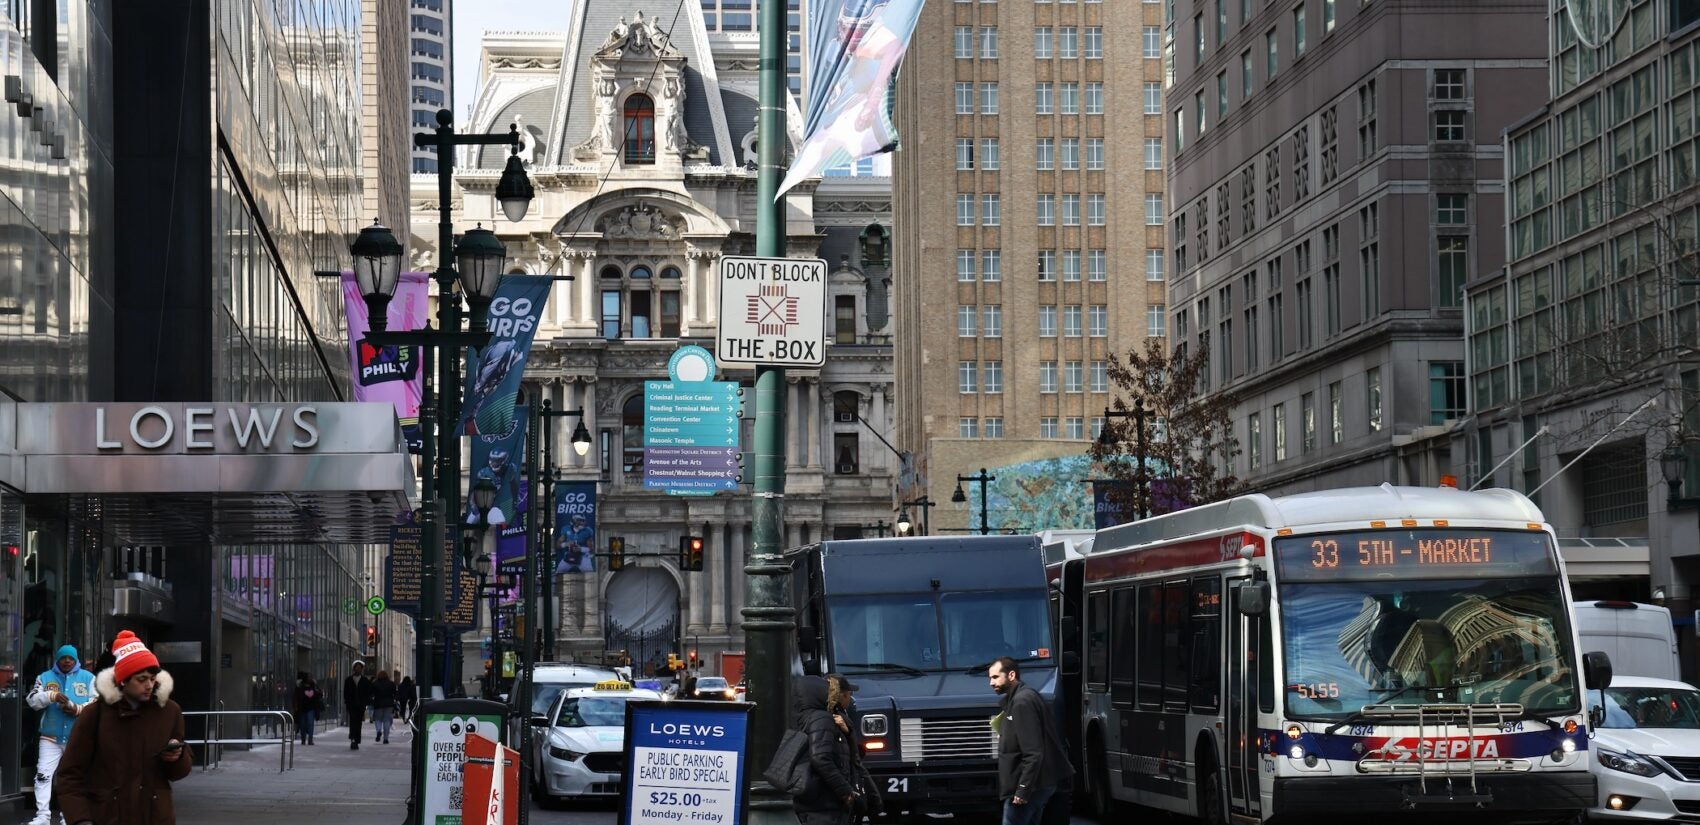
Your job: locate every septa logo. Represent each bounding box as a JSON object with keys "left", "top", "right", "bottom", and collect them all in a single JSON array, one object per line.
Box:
[
  {"left": 358, "top": 339, "right": 418, "bottom": 385},
  {"left": 1363, "top": 736, "right": 1501, "bottom": 761}
]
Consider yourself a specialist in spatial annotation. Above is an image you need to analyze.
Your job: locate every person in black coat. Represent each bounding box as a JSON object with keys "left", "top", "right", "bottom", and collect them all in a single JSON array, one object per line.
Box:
[
  {"left": 990, "top": 656, "right": 1074, "bottom": 825},
  {"left": 791, "top": 674, "right": 861, "bottom": 825},
  {"left": 292, "top": 675, "right": 326, "bottom": 745},
  {"left": 343, "top": 660, "right": 374, "bottom": 750}
]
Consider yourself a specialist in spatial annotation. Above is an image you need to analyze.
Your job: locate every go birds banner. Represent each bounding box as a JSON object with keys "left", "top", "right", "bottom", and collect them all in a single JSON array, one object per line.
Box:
[
  {"left": 342, "top": 272, "right": 431, "bottom": 452},
  {"left": 776, "top": 0, "right": 926, "bottom": 198},
  {"left": 458, "top": 275, "right": 552, "bottom": 437},
  {"left": 553, "top": 482, "right": 598, "bottom": 574}
]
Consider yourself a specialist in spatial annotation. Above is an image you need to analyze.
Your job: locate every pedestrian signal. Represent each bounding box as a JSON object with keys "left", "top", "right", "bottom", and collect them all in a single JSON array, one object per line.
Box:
[
  {"left": 609, "top": 536, "right": 626, "bottom": 570},
  {"left": 679, "top": 535, "right": 704, "bottom": 571}
]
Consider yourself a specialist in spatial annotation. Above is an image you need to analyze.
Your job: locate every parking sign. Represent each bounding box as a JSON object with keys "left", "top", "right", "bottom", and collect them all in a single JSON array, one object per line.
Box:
[{"left": 716, "top": 256, "right": 827, "bottom": 367}]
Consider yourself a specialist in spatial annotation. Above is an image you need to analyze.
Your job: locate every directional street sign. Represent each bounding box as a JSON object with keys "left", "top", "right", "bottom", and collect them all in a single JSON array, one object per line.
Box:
[
  {"left": 716, "top": 256, "right": 827, "bottom": 367},
  {"left": 643, "top": 381, "right": 741, "bottom": 447},
  {"left": 643, "top": 446, "right": 741, "bottom": 492}
]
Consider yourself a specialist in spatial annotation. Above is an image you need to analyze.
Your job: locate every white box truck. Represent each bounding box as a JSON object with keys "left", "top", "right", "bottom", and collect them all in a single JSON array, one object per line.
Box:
[{"left": 1573, "top": 599, "right": 1680, "bottom": 680}]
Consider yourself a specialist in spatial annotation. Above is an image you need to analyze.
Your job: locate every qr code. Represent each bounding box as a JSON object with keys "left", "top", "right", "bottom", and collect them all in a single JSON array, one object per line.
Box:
[{"left": 449, "top": 786, "right": 463, "bottom": 809}]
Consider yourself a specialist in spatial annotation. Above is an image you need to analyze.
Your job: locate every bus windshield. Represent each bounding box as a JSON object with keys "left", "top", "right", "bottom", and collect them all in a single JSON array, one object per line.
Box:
[
  {"left": 828, "top": 590, "right": 1053, "bottom": 672},
  {"left": 1279, "top": 575, "right": 1578, "bottom": 720}
]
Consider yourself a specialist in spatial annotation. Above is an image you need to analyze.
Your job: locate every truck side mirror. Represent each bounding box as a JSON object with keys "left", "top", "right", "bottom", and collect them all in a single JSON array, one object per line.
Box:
[
  {"left": 1059, "top": 617, "right": 1078, "bottom": 641},
  {"left": 1584, "top": 651, "right": 1614, "bottom": 691},
  {"left": 1060, "top": 651, "right": 1081, "bottom": 675},
  {"left": 1589, "top": 704, "right": 1606, "bottom": 730},
  {"left": 797, "top": 631, "right": 821, "bottom": 675},
  {"left": 1235, "top": 582, "right": 1270, "bottom": 617}
]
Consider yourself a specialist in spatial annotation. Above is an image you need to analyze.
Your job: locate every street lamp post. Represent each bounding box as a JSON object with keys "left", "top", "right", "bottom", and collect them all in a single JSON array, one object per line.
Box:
[
  {"left": 896, "top": 496, "right": 935, "bottom": 536},
  {"left": 952, "top": 469, "right": 997, "bottom": 535},
  {"left": 538, "top": 398, "right": 593, "bottom": 660},
  {"left": 1099, "top": 399, "right": 1152, "bottom": 519}
]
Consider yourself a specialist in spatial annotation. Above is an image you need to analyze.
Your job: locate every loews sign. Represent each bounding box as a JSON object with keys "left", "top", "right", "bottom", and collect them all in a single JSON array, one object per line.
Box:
[{"left": 94, "top": 405, "right": 321, "bottom": 452}]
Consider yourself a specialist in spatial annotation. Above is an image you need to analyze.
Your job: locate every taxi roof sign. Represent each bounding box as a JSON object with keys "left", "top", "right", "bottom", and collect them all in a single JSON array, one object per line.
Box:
[{"left": 593, "top": 679, "right": 634, "bottom": 691}]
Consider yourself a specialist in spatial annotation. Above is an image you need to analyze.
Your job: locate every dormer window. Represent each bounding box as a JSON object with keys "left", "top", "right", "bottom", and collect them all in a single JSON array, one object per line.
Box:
[{"left": 624, "top": 94, "right": 655, "bottom": 164}]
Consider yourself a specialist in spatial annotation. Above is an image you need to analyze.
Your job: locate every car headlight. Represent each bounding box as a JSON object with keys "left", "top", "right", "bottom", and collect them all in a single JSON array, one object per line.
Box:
[
  {"left": 548, "top": 745, "right": 585, "bottom": 762},
  {"left": 1596, "top": 746, "right": 1662, "bottom": 777},
  {"left": 861, "top": 714, "right": 888, "bottom": 737}
]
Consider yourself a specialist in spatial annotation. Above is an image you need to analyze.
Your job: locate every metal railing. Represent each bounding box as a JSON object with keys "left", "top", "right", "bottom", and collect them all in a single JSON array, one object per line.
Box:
[{"left": 182, "top": 707, "right": 296, "bottom": 772}]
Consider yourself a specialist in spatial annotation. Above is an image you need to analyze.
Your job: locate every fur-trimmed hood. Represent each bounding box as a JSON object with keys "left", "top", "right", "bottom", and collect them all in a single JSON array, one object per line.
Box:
[{"left": 94, "top": 667, "right": 174, "bottom": 706}]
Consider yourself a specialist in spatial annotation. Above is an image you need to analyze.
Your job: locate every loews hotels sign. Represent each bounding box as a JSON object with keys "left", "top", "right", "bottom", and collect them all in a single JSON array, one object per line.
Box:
[{"left": 94, "top": 404, "right": 321, "bottom": 452}]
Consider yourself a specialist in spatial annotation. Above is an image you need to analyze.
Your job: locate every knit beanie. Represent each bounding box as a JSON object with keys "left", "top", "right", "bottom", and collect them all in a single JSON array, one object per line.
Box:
[{"left": 111, "top": 630, "right": 160, "bottom": 684}]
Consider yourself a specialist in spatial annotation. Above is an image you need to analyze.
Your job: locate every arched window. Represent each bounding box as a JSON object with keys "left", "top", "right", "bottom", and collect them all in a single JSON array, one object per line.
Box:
[
  {"left": 631, "top": 265, "right": 652, "bottom": 279},
  {"left": 622, "top": 395, "right": 645, "bottom": 472},
  {"left": 861, "top": 224, "right": 888, "bottom": 266},
  {"left": 623, "top": 94, "right": 655, "bottom": 164},
  {"left": 600, "top": 265, "right": 623, "bottom": 279},
  {"left": 661, "top": 266, "right": 682, "bottom": 279}
]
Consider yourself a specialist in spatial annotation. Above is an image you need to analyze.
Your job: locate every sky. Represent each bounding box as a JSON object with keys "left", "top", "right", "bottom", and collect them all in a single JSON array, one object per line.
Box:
[{"left": 452, "top": 0, "right": 575, "bottom": 117}]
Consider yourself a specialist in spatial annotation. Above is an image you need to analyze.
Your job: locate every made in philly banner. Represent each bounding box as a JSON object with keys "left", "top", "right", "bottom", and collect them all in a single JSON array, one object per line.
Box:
[
  {"left": 775, "top": 0, "right": 926, "bottom": 198},
  {"left": 458, "top": 275, "right": 551, "bottom": 437},
  {"left": 341, "top": 272, "right": 431, "bottom": 452}
]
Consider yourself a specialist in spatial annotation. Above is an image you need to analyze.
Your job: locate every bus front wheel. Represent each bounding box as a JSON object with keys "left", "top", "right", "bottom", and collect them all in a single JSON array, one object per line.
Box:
[
  {"left": 1087, "top": 734, "right": 1113, "bottom": 819},
  {"left": 1198, "top": 763, "right": 1226, "bottom": 825}
]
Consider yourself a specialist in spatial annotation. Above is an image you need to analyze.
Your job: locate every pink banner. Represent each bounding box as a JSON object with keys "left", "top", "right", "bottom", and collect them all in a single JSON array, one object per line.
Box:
[{"left": 343, "top": 272, "right": 430, "bottom": 452}]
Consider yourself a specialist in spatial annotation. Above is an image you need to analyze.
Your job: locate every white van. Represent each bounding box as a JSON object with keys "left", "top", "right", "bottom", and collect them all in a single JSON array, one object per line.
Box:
[{"left": 1574, "top": 600, "right": 1680, "bottom": 681}]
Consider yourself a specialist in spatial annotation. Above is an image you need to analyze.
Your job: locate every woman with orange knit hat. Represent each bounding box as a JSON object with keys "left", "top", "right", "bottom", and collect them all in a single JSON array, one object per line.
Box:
[{"left": 53, "top": 630, "right": 193, "bottom": 825}]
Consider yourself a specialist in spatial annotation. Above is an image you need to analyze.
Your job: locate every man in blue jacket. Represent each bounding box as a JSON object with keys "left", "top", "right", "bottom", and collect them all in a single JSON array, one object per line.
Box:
[{"left": 25, "top": 644, "right": 96, "bottom": 825}]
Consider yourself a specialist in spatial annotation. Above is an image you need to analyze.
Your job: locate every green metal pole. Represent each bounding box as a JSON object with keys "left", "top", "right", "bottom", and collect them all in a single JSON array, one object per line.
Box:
[
  {"left": 541, "top": 398, "right": 555, "bottom": 658},
  {"left": 746, "top": 0, "right": 794, "bottom": 819},
  {"left": 417, "top": 339, "right": 438, "bottom": 698},
  {"left": 518, "top": 401, "right": 541, "bottom": 825}
]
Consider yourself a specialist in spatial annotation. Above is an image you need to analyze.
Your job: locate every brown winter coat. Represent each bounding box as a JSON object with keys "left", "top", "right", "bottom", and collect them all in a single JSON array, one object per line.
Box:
[{"left": 54, "top": 668, "right": 193, "bottom": 825}]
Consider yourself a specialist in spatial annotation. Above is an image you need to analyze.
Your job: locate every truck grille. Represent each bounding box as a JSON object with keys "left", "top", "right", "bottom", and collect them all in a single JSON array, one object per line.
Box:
[
  {"left": 899, "top": 716, "right": 997, "bottom": 761},
  {"left": 1659, "top": 756, "right": 1700, "bottom": 781}
]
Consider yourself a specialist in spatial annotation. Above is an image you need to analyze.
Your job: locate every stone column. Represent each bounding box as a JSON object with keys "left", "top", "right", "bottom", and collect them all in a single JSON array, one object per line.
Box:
[
  {"left": 703, "top": 250, "right": 720, "bottom": 326},
  {"left": 709, "top": 523, "right": 728, "bottom": 633},
  {"left": 576, "top": 251, "right": 596, "bottom": 328},
  {"left": 809, "top": 380, "right": 825, "bottom": 468},
  {"left": 728, "top": 522, "right": 746, "bottom": 629},
  {"left": 581, "top": 381, "right": 598, "bottom": 472},
  {"left": 683, "top": 246, "right": 701, "bottom": 332},
  {"left": 786, "top": 379, "right": 802, "bottom": 469}
]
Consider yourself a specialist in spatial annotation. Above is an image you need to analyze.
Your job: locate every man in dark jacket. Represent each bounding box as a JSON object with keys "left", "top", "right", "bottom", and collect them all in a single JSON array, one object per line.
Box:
[
  {"left": 343, "top": 660, "right": 374, "bottom": 750},
  {"left": 791, "top": 674, "right": 860, "bottom": 825},
  {"left": 56, "top": 630, "right": 192, "bottom": 825},
  {"left": 989, "top": 656, "right": 1073, "bottom": 825}
]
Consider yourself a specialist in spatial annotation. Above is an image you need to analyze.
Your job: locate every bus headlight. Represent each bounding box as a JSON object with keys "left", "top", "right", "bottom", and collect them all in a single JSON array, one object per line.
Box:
[
  {"left": 861, "top": 714, "right": 889, "bottom": 737},
  {"left": 1289, "top": 745, "right": 1305, "bottom": 760}
]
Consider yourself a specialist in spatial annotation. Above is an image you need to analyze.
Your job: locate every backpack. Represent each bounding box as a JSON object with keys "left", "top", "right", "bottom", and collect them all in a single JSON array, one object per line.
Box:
[{"left": 761, "top": 727, "right": 812, "bottom": 796}]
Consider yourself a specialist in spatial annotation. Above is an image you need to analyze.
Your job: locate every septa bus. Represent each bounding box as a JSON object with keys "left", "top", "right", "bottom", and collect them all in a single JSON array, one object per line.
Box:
[{"left": 1047, "top": 484, "right": 1608, "bottom": 823}]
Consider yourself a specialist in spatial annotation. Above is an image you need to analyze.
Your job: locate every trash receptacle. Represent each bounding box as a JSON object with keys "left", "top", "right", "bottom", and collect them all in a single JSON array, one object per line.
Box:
[{"left": 410, "top": 697, "right": 507, "bottom": 825}]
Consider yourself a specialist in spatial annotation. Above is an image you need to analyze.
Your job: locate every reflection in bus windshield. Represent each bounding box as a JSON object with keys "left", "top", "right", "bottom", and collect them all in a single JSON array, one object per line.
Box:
[
  {"left": 828, "top": 591, "right": 1051, "bottom": 672},
  {"left": 1280, "top": 577, "right": 1578, "bottom": 718}
]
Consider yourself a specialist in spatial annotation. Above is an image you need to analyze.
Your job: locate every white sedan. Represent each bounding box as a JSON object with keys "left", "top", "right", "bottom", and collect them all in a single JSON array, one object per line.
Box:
[
  {"left": 1590, "top": 675, "right": 1700, "bottom": 820},
  {"left": 532, "top": 682, "right": 662, "bottom": 801}
]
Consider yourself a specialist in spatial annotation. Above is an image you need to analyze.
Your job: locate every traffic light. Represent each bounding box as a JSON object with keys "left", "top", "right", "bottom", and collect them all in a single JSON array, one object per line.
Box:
[
  {"left": 688, "top": 649, "right": 699, "bottom": 669},
  {"left": 680, "top": 535, "right": 704, "bottom": 571},
  {"left": 365, "top": 626, "right": 377, "bottom": 649},
  {"left": 609, "top": 536, "right": 625, "bottom": 570}
]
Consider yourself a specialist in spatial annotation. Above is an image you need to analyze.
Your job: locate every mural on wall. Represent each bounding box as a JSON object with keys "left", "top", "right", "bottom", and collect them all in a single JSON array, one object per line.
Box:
[{"left": 964, "top": 454, "right": 1177, "bottom": 533}]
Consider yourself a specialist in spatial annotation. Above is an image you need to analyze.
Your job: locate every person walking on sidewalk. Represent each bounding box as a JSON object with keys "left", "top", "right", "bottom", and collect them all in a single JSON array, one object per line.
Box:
[
  {"left": 369, "top": 669, "right": 398, "bottom": 744},
  {"left": 292, "top": 674, "right": 324, "bottom": 745},
  {"left": 989, "top": 656, "right": 1073, "bottom": 825},
  {"left": 25, "top": 644, "right": 96, "bottom": 825},
  {"left": 55, "top": 630, "right": 192, "bottom": 825},
  {"left": 342, "top": 661, "right": 373, "bottom": 750},
  {"left": 397, "top": 675, "right": 417, "bottom": 723},
  {"left": 790, "top": 674, "right": 863, "bottom": 825}
]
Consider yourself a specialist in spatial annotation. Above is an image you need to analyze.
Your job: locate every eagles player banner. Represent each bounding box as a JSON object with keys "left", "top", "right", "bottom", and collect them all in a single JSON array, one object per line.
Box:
[
  {"left": 458, "top": 275, "right": 552, "bottom": 437},
  {"left": 341, "top": 271, "right": 430, "bottom": 452},
  {"left": 552, "top": 481, "right": 598, "bottom": 574},
  {"left": 775, "top": 0, "right": 924, "bottom": 199},
  {"left": 467, "top": 408, "right": 527, "bottom": 532}
]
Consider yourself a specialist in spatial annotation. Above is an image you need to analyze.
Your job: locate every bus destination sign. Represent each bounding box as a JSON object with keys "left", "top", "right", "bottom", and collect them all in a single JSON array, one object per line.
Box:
[{"left": 1273, "top": 529, "right": 1556, "bottom": 581}]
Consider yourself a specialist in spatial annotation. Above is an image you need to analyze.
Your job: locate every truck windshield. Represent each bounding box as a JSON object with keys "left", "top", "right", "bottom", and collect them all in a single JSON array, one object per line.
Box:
[
  {"left": 828, "top": 590, "right": 1052, "bottom": 672},
  {"left": 1279, "top": 576, "right": 1578, "bottom": 719}
]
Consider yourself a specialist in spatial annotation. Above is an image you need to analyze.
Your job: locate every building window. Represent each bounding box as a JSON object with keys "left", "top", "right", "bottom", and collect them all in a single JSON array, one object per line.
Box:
[
  {"left": 1059, "top": 26, "right": 1078, "bottom": 58},
  {"left": 1195, "top": 89, "right": 1207, "bottom": 136},
  {"left": 959, "top": 361, "right": 978, "bottom": 393},
  {"left": 1358, "top": 78, "right": 1378, "bottom": 157},
  {"left": 1084, "top": 27, "right": 1102, "bottom": 58},
  {"left": 983, "top": 305, "right": 1002, "bottom": 337},
  {"left": 1323, "top": 0, "right": 1335, "bottom": 32},
  {"left": 834, "top": 432, "right": 860, "bottom": 474},
  {"left": 1436, "top": 193, "right": 1467, "bottom": 225},
  {"left": 601, "top": 289, "right": 621, "bottom": 339},
  {"left": 623, "top": 94, "right": 656, "bottom": 163},
  {"left": 1037, "top": 195, "right": 1055, "bottom": 226},
  {"left": 1037, "top": 83, "right": 1053, "bottom": 114},
  {"left": 1329, "top": 381, "right": 1343, "bottom": 444},
  {"left": 1036, "top": 27, "right": 1053, "bottom": 58},
  {"left": 1038, "top": 250, "right": 1056, "bottom": 280},
  {"left": 1062, "top": 138, "right": 1080, "bottom": 170},
  {"left": 1062, "top": 194, "right": 1080, "bottom": 226},
  {"left": 1145, "top": 82, "right": 1162, "bottom": 114},
  {"left": 958, "top": 305, "right": 977, "bottom": 337},
  {"left": 1433, "top": 68, "right": 1466, "bottom": 100},
  {"left": 982, "top": 194, "right": 1000, "bottom": 225},
  {"left": 959, "top": 418, "right": 979, "bottom": 437},
  {"left": 1066, "top": 417, "right": 1085, "bottom": 439},
  {"left": 1144, "top": 27, "right": 1161, "bottom": 58},
  {"left": 1147, "top": 249, "right": 1165, "bottom": 280},
  {"left": 1241, "top": 50, "right": 1253, "bottom": 98},
  {"left": 1040, "top": 306, "right": 1057, "bottom": 337},
  {"left": 834, "top": 391, "right": 859, "bottom": 424},
  {"left": 1088, "top": 304, "right": 1107, "bottom": 336},
  {"left": 1086, "top": 138, "right": 1105, "bottom": 169},
  {"left": 980, "top": 27, "right": 998, "bottom": 58},
  {"left": 1437, "top": 235, "right": 1467, "bottom": 307},
  {"left": 1089, "top": 250, "right": 1107, "bottom": 281},
  {"left": 1359, "top": 202, "right": 1379, "bottom": 318},
  {"left": 836, "top": 295, "right": 857, "bottom": 340},
  {"left": 1145, "top": 138, "right": 1163, "bottom": 170},
  {"left": 1062, "top": 250, "right": 1082, "bottom": 281},
  {"left": 1147, "top": 304, "right": 1166, "bottom": 337},
  {"left": 1037, "top": 138, "right": 1055, "bottom": 170},
  {"left": 957, "top": 138, "right": 975, "bottom": 170},
  {"left": 623, "top": 395, "right": 645, "bottom": 472},
  {"left": 1063, "top": 305, "right": 1083, "bottom": 336},
  {"left": 1217, "top": 72, "right": 1228, "bottom": 121},
  {"left": 958, "top": 249, "right": 976, "bottom": 281},
  {"left": 955, "top": 26, "right": 973, "bottom": 57},
  {"left": 1301, "top": 392, "right": 1316, "bottom": 453},
  {"left": 985, "top": 418, "right": 1004, "bottom": 438},
  {"left": 1366, "top": 366, "right": 1382, "bottom": 432},
  {"left": 1086, "top": 83, "right": 1104, "bottom": 115},
  {"left": 1248, "top": 412, "right": 1262, "bottom": 472},
  {"left": 1041, "top": 418, "right": 1059, "bottom": 438},
  {"left": 1087, "top": 194, "right": 1106, "bottom": 226},
  {"left": 981, "top": 82, "right": 999, "bottom": 114},
  {"left": 957, "top": 194, "right": 974, "bottom": 225},
  {"left": 1433, "top": 110, "right": 1466, "bottom": 142},
  {"left": 1066, "top": 361, "right": 1084, "bottom": 393},
  {"left": 1273, "top": 403, "right": 1287, "bottom": 461},
  {"left": 1194, "top": 13, "right": 1205, "bottom": 65},
  {"left": 1146, "top": 193, "right": 1165, "bottom": 225},
  {"left": 1060, "top": 83, "right": 1079, "bottom": 114},
  {"left": 985, "top": 361, "right": 1003, "bottom": 393},
  {"left": 1293, "top": 4, "right": 1306, "bottom": 56},
  {"left": 1091, "top": 361, "right": 1108, "bottom": 393},
  {"left": 955, "top": 82, "right": 973, "bottom": 114},
  {"left": 1295, "top": 276, "right": 1312, "bottom": 350},
  {"left": 1266, "top": 28, "right": 1277, "bottom": 78},
  {"left": 1429, "top": 361, "right": 1466, "bottom": 424},
  {"left": 1040, "top": 361, "right": 1058, "bottom": 393},
  {"left": 983, "top": 250, "right": 1002, "bottom": 281}
]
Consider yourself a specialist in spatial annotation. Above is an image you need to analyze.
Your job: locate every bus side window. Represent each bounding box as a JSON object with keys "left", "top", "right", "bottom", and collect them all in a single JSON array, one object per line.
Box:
[
  {"left": 1256, "top": 611, "right": 1274, "bottom": 714},
  {"left": 1190, "top": 576, "right": 1222, "bottom": 713},
  {"left": 1163, "top": 580, "right": 1191, "bottom": 713},
  {"left": 1137, "top": 585, "right": 1163, "bottom": 711},
  {"left": 1088, "top": 590, "right": 1110, "bottom": 687},
  {"left": 1109, "top": 588, "right": 1134, "bottom": 706}
]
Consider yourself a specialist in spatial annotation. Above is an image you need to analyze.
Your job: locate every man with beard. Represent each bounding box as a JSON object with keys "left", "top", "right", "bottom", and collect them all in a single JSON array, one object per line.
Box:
[{"left": 988, "top": 657, "right": 1072, "bottom": 825}]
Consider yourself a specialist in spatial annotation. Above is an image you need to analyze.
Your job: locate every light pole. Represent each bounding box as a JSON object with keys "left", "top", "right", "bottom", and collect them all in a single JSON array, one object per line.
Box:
[
  {"left": 467, "top": 476, "right": 497, "bottom": 699},
  {"left": 1099, "top": 399, "right": 1152, "bottom": 519},
  {"left": 355, "top": 111, "right": 532, "bottom": 701},
  {"left": 896, "top": 496, "right": 935, "bottom": 536},
  {"left": 538, "top": 398, "right": 593, "bottom": 660},
  {"left": 952, "top": 469, "right": 997, "bottom": 535}
]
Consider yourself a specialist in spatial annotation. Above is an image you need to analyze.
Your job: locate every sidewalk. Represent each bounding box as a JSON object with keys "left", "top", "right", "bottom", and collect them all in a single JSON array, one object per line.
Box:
[{"left": 173, "top": 723, "right": 414, "bottom": 825}]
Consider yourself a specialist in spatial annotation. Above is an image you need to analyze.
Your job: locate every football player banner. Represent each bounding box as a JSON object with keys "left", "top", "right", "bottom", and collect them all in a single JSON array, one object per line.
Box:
[
  {"left": 776, "top": 0, "right": 925, "bottom": 198},
  {"left": 458, "top": 275, "right": 552, "bottom": 437},
  {"left": 342, "top": 272, "right": 431, "bottom": 452},
  {"left": 553, "top": 481, "right": 598, "bottom": 574},
  {"left": 466, "top": 409, "right": 527, "bottom": 531}
]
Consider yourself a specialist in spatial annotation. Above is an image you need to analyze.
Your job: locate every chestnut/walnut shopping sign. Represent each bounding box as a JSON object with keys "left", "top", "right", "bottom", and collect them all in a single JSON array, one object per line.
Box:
[{"left": 716, "top": 256, "right": 827, "bottom": 367}]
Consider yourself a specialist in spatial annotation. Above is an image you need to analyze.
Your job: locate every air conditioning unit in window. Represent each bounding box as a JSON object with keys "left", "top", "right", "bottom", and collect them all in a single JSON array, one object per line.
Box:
[
  {"left": 837, "top": 463, "right": 857, "bottom": 475},
  {"left": 836, "top": 410, "right": 855, "bottom": 423}
]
